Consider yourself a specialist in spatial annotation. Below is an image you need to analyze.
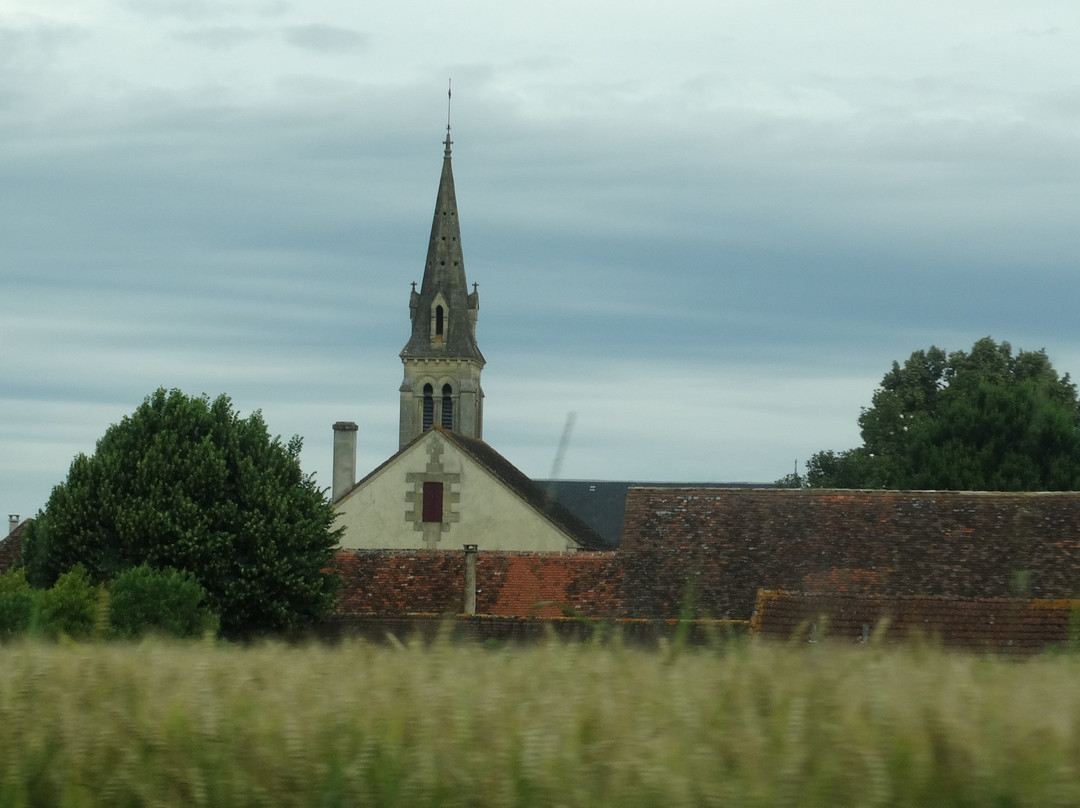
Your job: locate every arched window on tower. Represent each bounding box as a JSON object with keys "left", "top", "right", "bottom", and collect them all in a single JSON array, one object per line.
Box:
[
  {"left": 422, "top": 384, "right": 434, "bottom": 430},
  {"left": 434, "top": 305, "right": 445, "bottom": 345},
  {"left": 441, "top": 384, "right": 454, "bottom": 429}
]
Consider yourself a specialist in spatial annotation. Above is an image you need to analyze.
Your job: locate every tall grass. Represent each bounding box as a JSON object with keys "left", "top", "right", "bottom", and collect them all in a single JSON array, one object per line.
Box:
[{"left": 3, "top": 637, "right": 1080, "bottom": 807}]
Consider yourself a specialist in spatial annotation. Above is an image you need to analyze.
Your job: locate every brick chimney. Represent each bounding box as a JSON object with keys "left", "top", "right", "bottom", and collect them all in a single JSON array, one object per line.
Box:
[{"left": 8, "top": 515, "right": 18, "bottom": 536}]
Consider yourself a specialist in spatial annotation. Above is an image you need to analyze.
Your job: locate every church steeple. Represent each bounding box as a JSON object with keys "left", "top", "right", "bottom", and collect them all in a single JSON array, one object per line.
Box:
[
  {"left": 400, "top": 131, "right": 482, "bottom": 363},
  {"left": 398, "top": 120, "right": 485, "bottom": 448}
]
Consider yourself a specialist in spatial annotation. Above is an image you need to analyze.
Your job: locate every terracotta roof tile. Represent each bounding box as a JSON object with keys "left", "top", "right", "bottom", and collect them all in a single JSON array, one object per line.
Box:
[
  {"left": 620, "top": 488, "right": 1080, "bottom": 620},
  {"left": 0, "top": 519, "right": 29, "bottom": 574},
  {"left": 753, "top": 590, "right": 1080, "bottom": 652},
  {"left": 333, "top": 550, "right": 622, "bottom": 619},
  {"left": 333, "top": 489, "right": 1080, "bottom": 642}
]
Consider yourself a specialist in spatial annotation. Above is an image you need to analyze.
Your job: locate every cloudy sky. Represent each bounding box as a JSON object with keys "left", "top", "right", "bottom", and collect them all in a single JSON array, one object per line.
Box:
[{"left": 3, "top": 0, "right": 1079, "bottom": 517}]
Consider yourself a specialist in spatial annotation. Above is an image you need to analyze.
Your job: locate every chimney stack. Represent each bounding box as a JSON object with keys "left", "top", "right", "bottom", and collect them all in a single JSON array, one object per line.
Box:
[
  {"left": 8, "top": 515, "right": 19, "bottom": 536},
  {"left": 331, "top": 422, "right": 358, "bottom": 503},
  {"left": 463, "top": 544, "right": 478, "bottom": 616}
]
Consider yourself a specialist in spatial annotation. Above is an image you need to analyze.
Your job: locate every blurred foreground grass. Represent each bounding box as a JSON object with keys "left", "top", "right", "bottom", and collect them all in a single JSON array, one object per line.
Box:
[{"left": 3, "top": 636, "right": 1080, "bottom": 807}]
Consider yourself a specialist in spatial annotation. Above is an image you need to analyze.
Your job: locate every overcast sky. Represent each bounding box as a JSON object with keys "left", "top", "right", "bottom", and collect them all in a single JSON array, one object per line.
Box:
[{"left": 3, "top": 1, "right": 1079, "bottom": 518}]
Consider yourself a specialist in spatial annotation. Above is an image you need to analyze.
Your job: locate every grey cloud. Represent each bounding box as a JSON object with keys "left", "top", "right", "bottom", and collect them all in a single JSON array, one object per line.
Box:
[
  {"left": 119, "top": 0, "right": 239, "bottom": 22},
  {"left": 1017, "top": 25, "right": 1062, "bottom": 37},
  {"left": 283, "top": 24, "right": 369, "bottom": 53},
  {"left": 0, "top": 23, "right": 86, "bottom": 70},
  {"left": 173, "top": 26, "right": 263, "bottom": 49}
]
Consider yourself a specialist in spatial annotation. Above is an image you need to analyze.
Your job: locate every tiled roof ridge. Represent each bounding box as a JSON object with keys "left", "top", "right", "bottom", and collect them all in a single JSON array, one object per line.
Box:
[
  {"left": 635, "top": 487, "right": 1080, "bottom": 496},
  {"left": 336, "top": 548, "right": 613, "bottom": 558},
  {"left": 756, "top": 588, "right": 1064, "bottom": 603}
]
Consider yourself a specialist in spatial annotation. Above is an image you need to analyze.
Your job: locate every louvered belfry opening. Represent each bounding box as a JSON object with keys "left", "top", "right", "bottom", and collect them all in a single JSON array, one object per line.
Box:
[
  {"left": 422, "top": 384, "right": 434, "bottom": 430},
  {"left": 441, "top": 384, "right": 454, "bottom": 429}
]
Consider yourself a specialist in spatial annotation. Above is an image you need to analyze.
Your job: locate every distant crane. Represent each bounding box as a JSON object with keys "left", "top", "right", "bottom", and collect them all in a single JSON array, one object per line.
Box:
[{"left": 549, "top": 412, "right": 577, "bottom": 480}]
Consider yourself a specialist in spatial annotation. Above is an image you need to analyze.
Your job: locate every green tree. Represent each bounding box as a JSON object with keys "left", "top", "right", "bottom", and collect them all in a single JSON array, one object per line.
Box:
[
  {"left": 21, "top": 388, "right": 341, "bottom": 639},
  {"left": 108, "top": 564, "right": 219, "bottom": 639},
  {"left": 0, "top": 568, "right": 35, "bottom": 639},
  {"left": 796, "top": 337, "right": 1080, "bottom": 491}
]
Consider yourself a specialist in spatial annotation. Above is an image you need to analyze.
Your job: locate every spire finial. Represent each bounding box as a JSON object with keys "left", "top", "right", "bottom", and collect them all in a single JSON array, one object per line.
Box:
[
  {"left": 443, "top": 78, "right": 453, "bottom": 155},
  {"left": 447, "top": 78, "right": 452, "bottom": 134}
]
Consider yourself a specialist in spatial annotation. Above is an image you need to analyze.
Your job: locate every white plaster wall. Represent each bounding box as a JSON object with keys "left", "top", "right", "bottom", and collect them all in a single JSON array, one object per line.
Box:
[
  {"left": 334, "top": 434, "right": 577, "bottom": 551},
  {"left": 334, "top": 446, "right": 425, "bottom": 549}
]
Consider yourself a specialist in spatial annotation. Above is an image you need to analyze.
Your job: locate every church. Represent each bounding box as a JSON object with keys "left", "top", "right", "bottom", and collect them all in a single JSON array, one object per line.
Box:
[
  {"left": 323, "top": 117, "right": 1080, "bottom": 651},
  {"left": 329, "top": 126, "right": 606, "bottom": 553}
]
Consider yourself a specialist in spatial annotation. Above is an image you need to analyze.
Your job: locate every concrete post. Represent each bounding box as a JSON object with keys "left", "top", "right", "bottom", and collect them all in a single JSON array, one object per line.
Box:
[
  {"left": 331, "top": 422, "right": 358, "bottom": 502},
  {"left": 463, "top": 544, "right": 477, "bottom": 615}
]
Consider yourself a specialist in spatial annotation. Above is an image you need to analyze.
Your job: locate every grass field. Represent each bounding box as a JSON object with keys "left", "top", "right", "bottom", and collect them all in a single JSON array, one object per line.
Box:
[{"left": 3, "top": 635, "right": 1080, "bottom": 807}]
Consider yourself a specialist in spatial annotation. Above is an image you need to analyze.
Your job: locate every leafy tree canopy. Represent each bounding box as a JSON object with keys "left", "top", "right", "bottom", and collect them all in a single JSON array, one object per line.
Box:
[
  {"left": 21, "top": 388, "right": 341, "bottom": 639},
  {"left": 789, "top": 337, "right": 1080, "bottom": 491}
]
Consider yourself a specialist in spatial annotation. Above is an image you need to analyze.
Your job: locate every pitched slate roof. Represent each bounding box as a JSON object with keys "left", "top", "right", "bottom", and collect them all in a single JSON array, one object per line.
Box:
[
  {"left": 752, "top": 590, "right": 1080, "bottom": 653},
  {"left": 621, "top": 488, "right": 1080, "bottom": 620}
]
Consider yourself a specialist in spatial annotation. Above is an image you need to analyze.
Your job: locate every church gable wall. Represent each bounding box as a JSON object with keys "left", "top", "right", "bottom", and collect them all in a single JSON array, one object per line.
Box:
[{"left": 334, "top": 433, "right": 580, "bottom": 552}]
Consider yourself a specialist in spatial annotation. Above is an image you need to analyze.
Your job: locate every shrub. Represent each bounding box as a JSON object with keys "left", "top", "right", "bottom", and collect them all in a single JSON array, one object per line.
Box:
[
  {"left": 0, "top": 568, "right": 35, "bottom": 640},
  {"left": 108, "top": 564, "right": 219, "bottom": 639},
  {"left": 37, "top": 564, "right": 102, "bottom": 640}
]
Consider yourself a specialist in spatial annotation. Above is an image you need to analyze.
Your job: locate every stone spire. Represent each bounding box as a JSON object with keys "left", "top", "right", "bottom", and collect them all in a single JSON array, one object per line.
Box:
[
  {"left": 398, "top": 123, "right": 485, "bottom": 447},
  {"left": 400, "top": 130, "right": 483, "bottom": 362}
]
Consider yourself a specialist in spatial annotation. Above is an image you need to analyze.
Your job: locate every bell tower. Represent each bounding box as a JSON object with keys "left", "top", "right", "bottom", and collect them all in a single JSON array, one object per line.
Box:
[{"left": 399, "top": 121, "right": 484, "bottom": 448}]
